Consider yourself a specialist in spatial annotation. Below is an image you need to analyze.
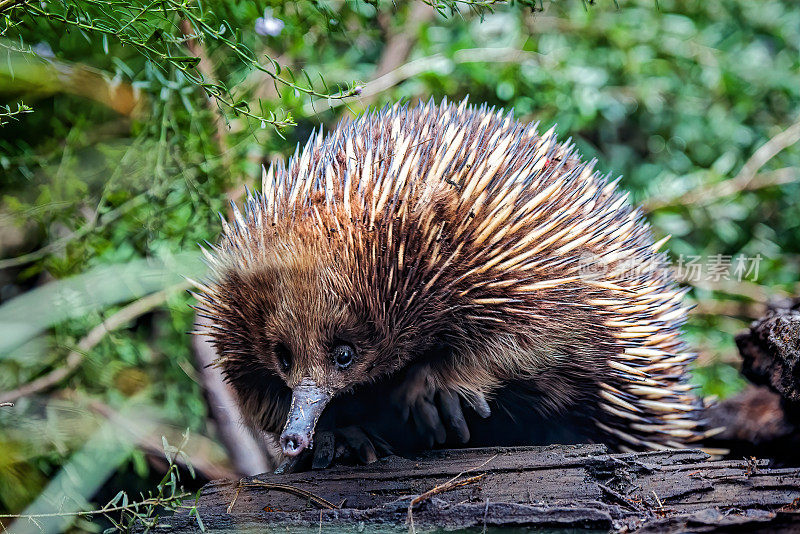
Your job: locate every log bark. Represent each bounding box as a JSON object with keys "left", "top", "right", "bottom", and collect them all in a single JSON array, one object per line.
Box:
[
  {"left": 735, "top": 297, "right": 800, "bottom": 407},
  {"left": 161, "top": 444, "right": 800, "bottom": 533}
]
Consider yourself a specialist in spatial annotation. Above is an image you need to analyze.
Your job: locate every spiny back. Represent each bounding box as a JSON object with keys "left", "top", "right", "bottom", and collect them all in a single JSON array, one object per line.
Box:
[{"left": 199, "top": 99, "right": 706, "bottom": 451}]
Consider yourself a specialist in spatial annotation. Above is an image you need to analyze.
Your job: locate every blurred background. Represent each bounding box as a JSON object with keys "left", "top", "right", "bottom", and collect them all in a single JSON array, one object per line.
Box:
[{"left": 1, "top": 0, "right": 799, "bottom": 531}]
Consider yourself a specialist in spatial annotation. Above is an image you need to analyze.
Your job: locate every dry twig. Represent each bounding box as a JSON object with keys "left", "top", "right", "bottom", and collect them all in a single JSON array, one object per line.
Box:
[
  {"left": 233, "top": 480, "right": 339, "bottom": 511},
  {"left": 180, "top": 22, "right": 273, "bottom": 475},
  {"left": 644, "top": 118, "right": 800, "bottom": 212},
  {"left": 0, "top": 284, "right": 188, "bottom": 404},
  {"left": 305, "top": 48, "right": 539, "bottom": 115},
  {"left": 363, "top": 3, "right": 436, "bottom": 105},
  {"left": 192, "top": 314, "right": 273, "bottom": 476},
  {"left": 406, "top": 453, "right": 497, "bottom": 534}
]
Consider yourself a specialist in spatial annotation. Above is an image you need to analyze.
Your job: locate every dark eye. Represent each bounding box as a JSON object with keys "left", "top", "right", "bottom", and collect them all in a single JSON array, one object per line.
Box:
[
  {"left": 275, "top": 343, "right": 292, "bottom": 372},
  {"left": 332, "top": 343, "right": 355, "bottom": 370}
]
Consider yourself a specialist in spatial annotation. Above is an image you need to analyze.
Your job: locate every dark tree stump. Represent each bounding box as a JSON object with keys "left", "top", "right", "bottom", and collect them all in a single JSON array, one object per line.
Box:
[
  {"left": 703, "top": 297, "right": 800, "bottom": 462},
  {"left": 735, "top": 297, "right": 800, "bottom": 408},
  {"left": 705, "top": 385, "right": 800, "bottom": 461}
]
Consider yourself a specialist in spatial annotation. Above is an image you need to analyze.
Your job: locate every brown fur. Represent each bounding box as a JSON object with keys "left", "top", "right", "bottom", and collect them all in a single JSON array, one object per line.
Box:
[{"left": 192, "top": 99, "right": 708, "bottom": 453}]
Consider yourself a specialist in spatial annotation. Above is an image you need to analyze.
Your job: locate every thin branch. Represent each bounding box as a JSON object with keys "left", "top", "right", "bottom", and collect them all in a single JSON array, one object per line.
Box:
[
  {"left": 736, "top": 119, "right": 800, "bottom": 188},
  {"left": 178, "top": 19, "right": 274, "bottom": 476},
  {"left": 0, "top": 102, "right": 33, "bottom": 126},
  {"left": 0, "top": 194, "right": 148, "bottom": 270},
  {"left": 644, "top": 166, "right": 799, "bottom": 212},
  {"left": 0, "top": 0, "right": 27, "bottom": 16},
  {"left": 0, "top": 283, "right": 189, "bottom": 404},
  {"left": 687, "top": 277, "right": 797, "bottom": 303},
  {"left": 235, "top": 480, "right": 339, "bottom": 510},
  {"left": 689, "top": 298, "right": 764, "bottom": 320},
  {"left": 423, "top": 0, "right": 506, "bottom": 16},
  {"left": 0, "top": 495, "right": 192, "bottom": 520},
  {"left": 87, "top": 398, "right": 237, "bottom": 481},
  {"left": 362, "top": 3, "right": 436, "bottom": 106},
  {"left": 173, "top": 1, "right": 361, "bottom": 101},
  {"left": 192, "top": 314, "right": 273, "bottom": 475},
  {"left": 305, "top": 47, "right": 540, "bottom": 115},
  {"left": 406, "top": 453, "right": 497, "bottom": 534},
  {"left": 18, "top": 0, "right": 359, "bottom": 128},
  {"left": 644, "top": 117, "right": 800, "bottom": 211}
]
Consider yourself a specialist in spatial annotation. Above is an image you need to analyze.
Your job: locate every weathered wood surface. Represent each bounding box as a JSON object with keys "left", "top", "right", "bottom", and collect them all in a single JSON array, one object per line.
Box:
[{"left": 158, "top": 444, "right": 800, "bottom": 533}]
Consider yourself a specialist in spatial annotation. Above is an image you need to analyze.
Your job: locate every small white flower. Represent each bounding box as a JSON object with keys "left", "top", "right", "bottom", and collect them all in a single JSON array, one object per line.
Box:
[
  {"left": 33, "top": 42, "right": 54, "bottom": 58},
  {"left": 255, "top": 8, "right": 284, "bottom": 37}
]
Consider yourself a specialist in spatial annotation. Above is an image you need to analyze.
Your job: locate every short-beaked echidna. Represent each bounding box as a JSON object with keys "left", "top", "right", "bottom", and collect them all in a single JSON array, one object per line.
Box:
[{"left": 191, "top": 99, "right": 710, "bottom": 467}]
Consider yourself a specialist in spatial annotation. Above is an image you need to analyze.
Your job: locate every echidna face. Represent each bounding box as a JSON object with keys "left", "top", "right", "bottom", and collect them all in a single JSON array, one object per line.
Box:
[{"left": 201, "top": 240, "right": 417, "bottom": 457}]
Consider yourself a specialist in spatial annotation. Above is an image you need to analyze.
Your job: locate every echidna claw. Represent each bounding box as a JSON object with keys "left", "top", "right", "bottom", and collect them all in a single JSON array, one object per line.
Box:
[
  {"left": 336, "top": 426, "right": 378, "bottom": 464},
  {"left": 274, "top": 452, "right": 306, "bottom": 474},
  {"left": 472, "top": 393, "right": 492, "bottom": 419},
  {"left": 311, "top": 431, "right": 335, "bottom": 470},
  {"left": 437, "top": 389, "right": 470, "bottom": 443},
  {"left": 414, "top": 397, "right": 447, "bottom": 444},
  {"left": 392, "top": 363, "right": 490, "bottom": 445}
]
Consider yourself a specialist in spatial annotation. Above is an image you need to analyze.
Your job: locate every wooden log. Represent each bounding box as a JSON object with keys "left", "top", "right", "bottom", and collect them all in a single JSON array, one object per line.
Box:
[
  {"left": 159, "top": 444, "right": 800, "bottom": 533},
  {"left": 154, "top": 299, "right": 800, "bottom": 532}
]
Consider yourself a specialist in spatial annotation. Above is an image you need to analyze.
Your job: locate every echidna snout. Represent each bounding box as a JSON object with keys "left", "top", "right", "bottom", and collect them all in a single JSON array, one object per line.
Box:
[{"left": 279, "top": 378, "right": 331, "bottom": 456}]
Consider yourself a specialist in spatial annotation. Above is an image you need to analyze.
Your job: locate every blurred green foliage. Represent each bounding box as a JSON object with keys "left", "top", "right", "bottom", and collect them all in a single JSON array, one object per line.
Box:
[{"left": 0, "top": 0, "right": 799, "bottom": 528}]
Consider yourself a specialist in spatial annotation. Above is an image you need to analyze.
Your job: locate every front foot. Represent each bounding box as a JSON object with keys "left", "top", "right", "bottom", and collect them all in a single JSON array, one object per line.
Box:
[
  {"left": 391, "top": 363, "right": 492, "bottom": 447},
  {"left": 274, "top": 426, "right": 392, "bottom": 473}
]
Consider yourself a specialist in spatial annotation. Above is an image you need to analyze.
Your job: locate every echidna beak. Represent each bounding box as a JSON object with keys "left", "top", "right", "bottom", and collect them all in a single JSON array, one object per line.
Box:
[{"left": 279, "top": 378, "right": 332, "bottom": 457}]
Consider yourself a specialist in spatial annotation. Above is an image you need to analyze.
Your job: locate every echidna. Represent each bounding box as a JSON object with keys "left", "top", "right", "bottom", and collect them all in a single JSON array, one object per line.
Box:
[{"left": 191, "top": 99, "right": 710, "bottom": 468}]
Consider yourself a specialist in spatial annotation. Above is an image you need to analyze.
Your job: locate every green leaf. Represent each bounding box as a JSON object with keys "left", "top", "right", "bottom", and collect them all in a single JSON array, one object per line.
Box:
[
  {"left": 147, "top": 29, "right": 164, "bottom": 44},
  {"left": 267, "top": 55, "right": 281, "bottom": 75},
  {"left": 109, "top": 490, "right": 125, "bottom": 506},
  {"left": 167, "top": 56, "right": 201, "bottom": 68}
]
